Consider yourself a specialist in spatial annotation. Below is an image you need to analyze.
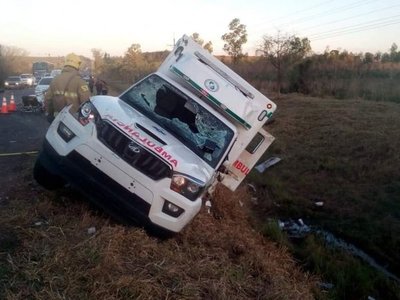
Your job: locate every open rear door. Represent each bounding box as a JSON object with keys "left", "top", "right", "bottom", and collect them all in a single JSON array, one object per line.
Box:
[{"left": 220, "top": 128, "right": 275, "bottom": 191}]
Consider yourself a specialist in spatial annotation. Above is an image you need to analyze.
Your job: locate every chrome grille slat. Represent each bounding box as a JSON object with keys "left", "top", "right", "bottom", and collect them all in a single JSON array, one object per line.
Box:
[{"left": 97, "top": 120, "right": 172, "bottom": 180}]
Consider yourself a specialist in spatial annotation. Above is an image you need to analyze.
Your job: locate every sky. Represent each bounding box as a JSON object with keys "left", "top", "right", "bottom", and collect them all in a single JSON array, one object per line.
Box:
[{"left": 1, "top": 0, "right": 400, "bottom": 58}]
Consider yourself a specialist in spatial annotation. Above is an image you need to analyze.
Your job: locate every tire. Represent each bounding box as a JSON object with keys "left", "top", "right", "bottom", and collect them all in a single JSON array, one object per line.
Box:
[{"left": 33, "top": 159, "right": 65, "bottom": 190}]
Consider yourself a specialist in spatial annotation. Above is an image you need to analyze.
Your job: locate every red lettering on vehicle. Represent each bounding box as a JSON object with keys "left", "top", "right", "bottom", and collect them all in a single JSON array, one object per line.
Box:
[
  {"left": 161, "top": 151, "right": 172, "bottom": 160},
  {"left": 233, "top": 160, "right": 250, "bottom": 175},
  {"left": 139, "top": 136, "right": 148, "bottom": 144},
  {"left": 154, "top": 146, "right": 163, "bottom": 153},
  {"left": 103, "top": 114, "right": 178, "bottom": 167}
]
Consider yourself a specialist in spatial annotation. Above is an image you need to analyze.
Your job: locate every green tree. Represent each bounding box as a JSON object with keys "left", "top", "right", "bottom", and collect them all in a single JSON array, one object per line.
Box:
[
  {"left": 191, "top": 32, "right": 214, "bottom": 53},
  {"left": 191, "top": 33, "right": 204, "bottom": 47},
  {"left": 389, "top": 42, "right": 400, "bottom": 62},
  {"left": 121, "top": 43, "right": 147, "bottom": 83},
  {"left": 203, "top": 41, "right": 213, "bottom": 53},
  {"left": 221, "top": 18, "right": 247, "bottom": 63},
  {"left": 91, "top": 48, "right": 104, "bottom": 76},
  {"left": 363, "top": 52, "right": 374, "bottom": 64},
  {"left": 0, "top": 44, "right": 29, "bottom": 86},
  {"left": 259, "top": 32, "right": 311, "bottom": 97}
]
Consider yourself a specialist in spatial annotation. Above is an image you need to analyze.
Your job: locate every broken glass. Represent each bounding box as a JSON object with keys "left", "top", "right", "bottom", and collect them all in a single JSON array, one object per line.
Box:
[{"left": 119, "top": 74, "right": 234, "bottom": 168}]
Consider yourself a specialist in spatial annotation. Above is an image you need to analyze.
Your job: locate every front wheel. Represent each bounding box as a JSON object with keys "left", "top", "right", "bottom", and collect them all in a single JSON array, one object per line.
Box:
[{"left": 33, "top": 158, "right": 65, "bottom": 190}]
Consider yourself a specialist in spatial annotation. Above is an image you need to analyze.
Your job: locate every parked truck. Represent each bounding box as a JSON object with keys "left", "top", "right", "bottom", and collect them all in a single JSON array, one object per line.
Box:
[{"left": 33, "top": 35, "right": 277, "bottom": 234}]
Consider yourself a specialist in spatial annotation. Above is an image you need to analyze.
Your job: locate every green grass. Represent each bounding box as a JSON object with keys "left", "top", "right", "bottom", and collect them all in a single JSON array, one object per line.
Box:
[
  {"left": 295, "top": 235, "right": 400, "bottom": 300},
  {"left": 250, "top": 95, "right": 400, "bottom": 299}
]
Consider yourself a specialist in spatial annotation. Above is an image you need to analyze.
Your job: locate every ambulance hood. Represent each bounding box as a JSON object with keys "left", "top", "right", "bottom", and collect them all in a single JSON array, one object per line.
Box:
[{"left": 91, "top": 96, "right": 215, "bottom": 184}]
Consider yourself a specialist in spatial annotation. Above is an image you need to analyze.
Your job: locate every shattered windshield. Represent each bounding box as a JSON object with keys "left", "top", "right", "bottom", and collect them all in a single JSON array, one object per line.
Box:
[{"left": 120, "top": 74, "right": 234, "bottom": 168}]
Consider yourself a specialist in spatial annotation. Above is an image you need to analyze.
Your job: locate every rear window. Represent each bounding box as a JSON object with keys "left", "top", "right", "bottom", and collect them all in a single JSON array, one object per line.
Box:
[
  {"left": 7, "top": 76, "right": 21, "bottom": 81},
  {"left": 38, "top": 77, "right": 52, "bottom": 85}
]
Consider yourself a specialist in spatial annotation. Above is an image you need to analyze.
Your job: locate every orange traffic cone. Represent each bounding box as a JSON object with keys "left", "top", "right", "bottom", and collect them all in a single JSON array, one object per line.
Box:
[
  {"left": 8, "top": 93, "right": 16, "bottom": 112},
  {"left": 1, "top": 97, "right": 9, "bottom": 114}
]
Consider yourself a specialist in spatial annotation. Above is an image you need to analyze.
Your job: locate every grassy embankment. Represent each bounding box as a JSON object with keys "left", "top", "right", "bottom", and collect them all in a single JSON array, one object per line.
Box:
[
  {"left": 0, "top": 170, "right": 316, "bottom": 299},
  {"left": 1, "top": 83, "right": 399, "bottom": 299},
  {"left": 249, "top": 93, "right": 400, "bottom": 299},
  {"left": 0, "top": 85, "right": 316, "bottom": 298}
]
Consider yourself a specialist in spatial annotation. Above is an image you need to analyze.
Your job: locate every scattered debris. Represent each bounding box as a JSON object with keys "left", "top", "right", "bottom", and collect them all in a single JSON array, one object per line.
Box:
[
  {"left": 239, "top": 200, "right": 244, "bottom": 207},
  {"left": 33, "top": 218, "right": 49, "bottom": 227},
  {"left": 247, "top": 183, "right": 257, "bottom": 193},
  {"left": 278, "top": 219, "right": 311, "bottom": 238},
  {"left": 319, "top": 282, "right": 334, "bottom": 290},
  {"left": 255, "top": 157, "right": 281, "bottom": 173},
  {"left": 278, "top": 217, "right": 400, "bottom": 283},
  {"left": 250, "top": 197, "right": 258, "bottom": 205},
  {"left": 317, "top": 230, "right": 400, "bottom": 283},
  {"left": 87, "top": 227, "right": 96, "bottom": 235},
  {"left": 278, "top": 220, "right": 285, "bottom": 229},
  {"left": 205, "top": 200, "right": 212, "bottom": 214}
]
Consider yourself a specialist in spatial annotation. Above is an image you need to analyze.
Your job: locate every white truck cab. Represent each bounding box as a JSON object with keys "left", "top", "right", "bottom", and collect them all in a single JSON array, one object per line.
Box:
[{"left": 34, "top": 35, "right": 276, "bottom": 234}]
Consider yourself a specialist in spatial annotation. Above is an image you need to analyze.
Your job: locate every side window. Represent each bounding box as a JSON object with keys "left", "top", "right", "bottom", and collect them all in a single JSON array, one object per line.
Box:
[{"left": 245, "top": 132, "right": 264, "bottom": 154}]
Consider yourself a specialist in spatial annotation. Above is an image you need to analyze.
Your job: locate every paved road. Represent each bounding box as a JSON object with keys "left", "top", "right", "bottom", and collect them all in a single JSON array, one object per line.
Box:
[{"left": 0, "top": 88, "right": 49, "bottom": 199}]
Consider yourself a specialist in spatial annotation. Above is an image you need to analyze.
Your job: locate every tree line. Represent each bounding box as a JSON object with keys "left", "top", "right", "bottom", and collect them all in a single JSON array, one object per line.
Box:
[{"left": 2, "top": 18, "right": 400, "bottom": 102}]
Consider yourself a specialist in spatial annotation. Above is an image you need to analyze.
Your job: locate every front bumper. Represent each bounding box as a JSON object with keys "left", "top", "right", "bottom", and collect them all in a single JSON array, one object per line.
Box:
[
  {"left": 38, "top": 139, "right": 154, "bottom": 228},
  {"left": 39, "top": 108, "right": 203, "bottom": 233}
]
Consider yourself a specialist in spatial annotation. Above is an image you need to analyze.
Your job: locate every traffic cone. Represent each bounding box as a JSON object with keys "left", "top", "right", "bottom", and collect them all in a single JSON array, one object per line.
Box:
[
  {"left": 1, "top": 97, "right": 9, "bottom": 114},
  {"left": 8, "top": 93, "right": 16, "bottom": 112}
]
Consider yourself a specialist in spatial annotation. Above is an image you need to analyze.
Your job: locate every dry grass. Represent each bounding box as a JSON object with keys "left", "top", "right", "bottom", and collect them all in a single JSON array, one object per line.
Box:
[{"left": 0, "top": 167, "right": 317, "bottom": 299}]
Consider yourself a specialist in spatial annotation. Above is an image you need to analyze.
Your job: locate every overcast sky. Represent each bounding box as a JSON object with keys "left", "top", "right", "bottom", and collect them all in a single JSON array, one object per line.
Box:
[{"left": 1, "top": 0, "right": 399, "bottom": 57}]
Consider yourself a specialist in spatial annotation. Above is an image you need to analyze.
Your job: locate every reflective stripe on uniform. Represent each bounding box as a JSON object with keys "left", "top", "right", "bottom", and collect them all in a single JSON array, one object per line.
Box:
[{"left": 53, "top": 90, "right": 78, "bottom": 98}]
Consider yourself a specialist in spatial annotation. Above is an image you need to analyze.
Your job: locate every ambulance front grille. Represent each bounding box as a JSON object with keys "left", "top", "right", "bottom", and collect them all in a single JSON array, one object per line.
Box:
[{"left": 97, "top": 120, "right": 172, "bottom": 180}]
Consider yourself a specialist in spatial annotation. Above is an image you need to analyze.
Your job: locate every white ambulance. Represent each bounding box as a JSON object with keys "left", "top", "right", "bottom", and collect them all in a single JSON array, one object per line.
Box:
[{"left": 34, "top": 35, "right": 277, "bottom": 234}]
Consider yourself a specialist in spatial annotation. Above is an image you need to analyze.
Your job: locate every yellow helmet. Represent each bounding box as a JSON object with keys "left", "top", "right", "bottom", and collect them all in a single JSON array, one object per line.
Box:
[{"left": 65, "top": 53, "right": 82, "bottom": 70}]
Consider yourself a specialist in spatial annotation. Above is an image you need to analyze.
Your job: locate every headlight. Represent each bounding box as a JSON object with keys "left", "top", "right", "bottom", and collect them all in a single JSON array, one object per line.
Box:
[
  {"left": 5, "top": 82, "right": 9, "bottom": 86},
  {"left": 170, "top": 173, "right": 205, "bottom": 201},
  {"left": 78, "top": 101, "right": 99, "bottom": 125}
]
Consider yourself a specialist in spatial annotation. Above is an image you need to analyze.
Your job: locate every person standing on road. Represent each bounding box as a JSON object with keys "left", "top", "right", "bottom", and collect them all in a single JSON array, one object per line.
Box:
[
  {"left": 88, "top": 76, "right": 95, "bottom": 94},
  {"left": 44, "top": 53, "right": 90, "bottom": 123},
  {"left": 95, "top": 78, "right": 103, "bottom": 95},
  {"left": 101, "top": 79, "right": 108, "bottom": 95}
]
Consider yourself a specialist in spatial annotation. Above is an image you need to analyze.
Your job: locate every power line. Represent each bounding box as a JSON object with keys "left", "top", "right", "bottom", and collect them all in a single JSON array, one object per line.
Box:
[
  {"left": 298, "top": 3, "right": 400, "bottom": 32},
  {"left": 253, "top": 0, "right": 378, "bottom": 34},
  {"left": 310, "top": 18, "right": 400, "bottom": 41},
  {"left": 308, "top": 14, "right": 400, "bottom": 38},
  {"left": 276, "top": 0, "right": 377, "bottom": 29},
  {"left": 254, "top": 0, "right": 332, "bottom": 25}
]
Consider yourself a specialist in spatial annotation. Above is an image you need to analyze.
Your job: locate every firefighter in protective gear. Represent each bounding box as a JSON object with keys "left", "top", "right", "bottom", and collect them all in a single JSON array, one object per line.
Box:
[{"left": 44, "top": 53, "right": 90, "bottom": 123}]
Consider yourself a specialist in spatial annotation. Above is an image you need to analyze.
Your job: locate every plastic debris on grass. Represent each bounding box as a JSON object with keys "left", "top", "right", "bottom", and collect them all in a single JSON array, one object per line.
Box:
[{"left": 255, "top": 157, "right": 281, "bottom": 173}]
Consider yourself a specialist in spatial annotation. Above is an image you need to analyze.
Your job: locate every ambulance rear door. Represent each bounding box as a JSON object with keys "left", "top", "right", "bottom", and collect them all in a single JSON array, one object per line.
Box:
[{"left": 220, "top": 128, "right": 275, "bottom": 191}]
